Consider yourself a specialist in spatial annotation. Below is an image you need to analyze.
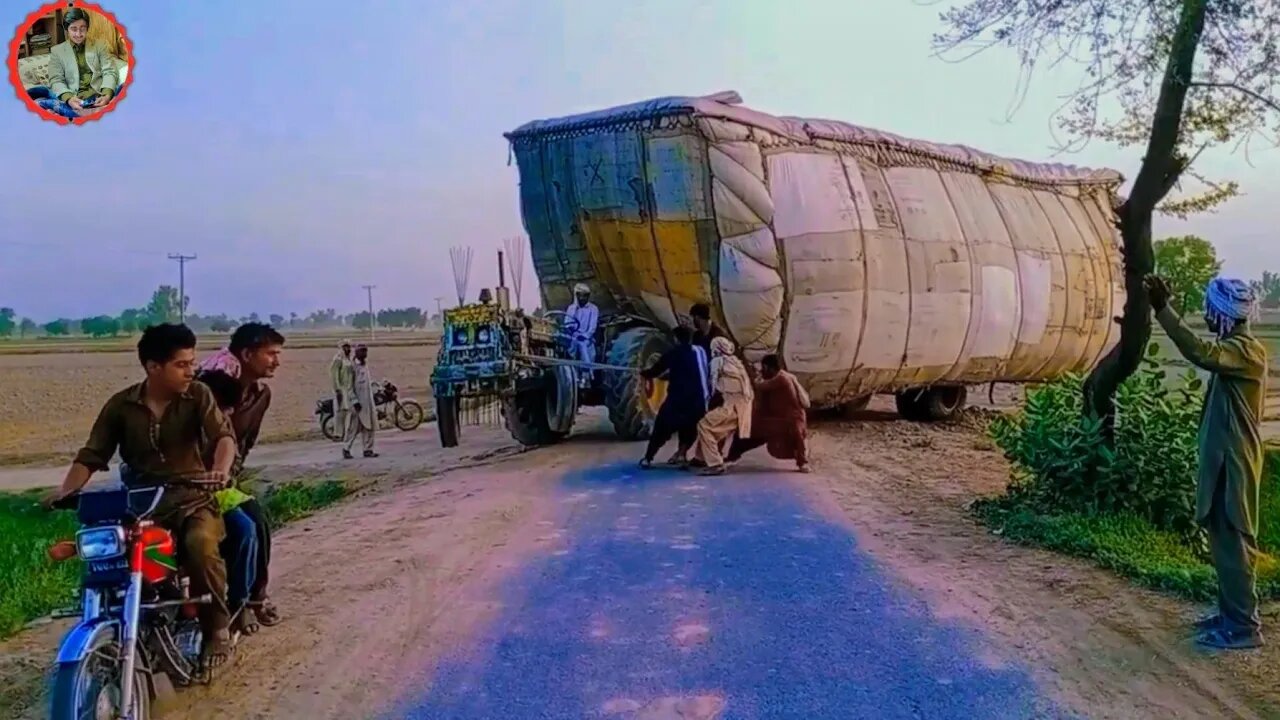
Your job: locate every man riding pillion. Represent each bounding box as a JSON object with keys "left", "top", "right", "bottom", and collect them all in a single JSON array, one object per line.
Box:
[
  {"left": 1147, "top": 274, "right": 1269, "bottom": 650},
  {"left": 565, "top": 283, "right": 599, "bottom": 388},
  {"left": 198, "top": 322, "right": 288, "bottom": 629},
  {"left": 44, "top": 324, "right": 240, "bottom": 669}
]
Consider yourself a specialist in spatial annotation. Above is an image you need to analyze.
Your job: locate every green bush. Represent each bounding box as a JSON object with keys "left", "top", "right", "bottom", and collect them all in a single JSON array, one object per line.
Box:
[{"left": 989, "top": 343, "right": 1205, "bottom": 538}]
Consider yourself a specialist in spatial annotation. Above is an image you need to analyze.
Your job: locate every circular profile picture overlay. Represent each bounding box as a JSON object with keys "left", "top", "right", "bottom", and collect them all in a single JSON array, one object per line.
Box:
[{"left": 7, "top": 1, "right": 134, "bottom": 125}]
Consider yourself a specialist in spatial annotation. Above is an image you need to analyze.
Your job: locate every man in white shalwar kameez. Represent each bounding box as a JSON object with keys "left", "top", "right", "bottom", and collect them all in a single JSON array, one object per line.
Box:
[
  {"left": 695, "top": 336, "right": 754, "bottom": 476},
  {"left": 342, "top": 344, "right": 378, "bottom": 459},
  {"left": 565, "top": 283, "right": 599, "bottom": 388}
]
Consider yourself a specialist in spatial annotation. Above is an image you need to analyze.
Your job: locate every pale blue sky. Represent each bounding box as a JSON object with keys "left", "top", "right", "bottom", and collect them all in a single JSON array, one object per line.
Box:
[{"left": 1, "top": 0, "right": 1274, "bottom": 321}]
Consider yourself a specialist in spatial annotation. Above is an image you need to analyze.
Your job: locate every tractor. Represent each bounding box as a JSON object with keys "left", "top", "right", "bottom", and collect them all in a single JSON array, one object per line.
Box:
[{"left": 430, "top": 286, "right": 669, "bottom": 448}]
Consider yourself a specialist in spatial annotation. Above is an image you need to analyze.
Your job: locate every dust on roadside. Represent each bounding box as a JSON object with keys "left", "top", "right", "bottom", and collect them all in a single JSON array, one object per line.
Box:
[{"left": 804, "top": 398, "right": 1280, "bottom": 720}]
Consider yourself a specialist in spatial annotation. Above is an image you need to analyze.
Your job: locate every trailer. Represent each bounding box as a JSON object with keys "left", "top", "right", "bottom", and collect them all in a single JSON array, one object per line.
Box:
[{"left": 432, "top": 91, "right": 1127, "bottom": 447}]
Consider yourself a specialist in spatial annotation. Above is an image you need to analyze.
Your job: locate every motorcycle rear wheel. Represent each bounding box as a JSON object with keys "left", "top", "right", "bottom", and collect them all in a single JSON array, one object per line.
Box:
[
  {"left": 393, "top": 400, "right": 425, "bottom": 431},
  {"left": 50, "top": 630, "right": 150, "bottom": 720},
  {"left": 320, "top": 413, "right": 340, "bottom": 442}
]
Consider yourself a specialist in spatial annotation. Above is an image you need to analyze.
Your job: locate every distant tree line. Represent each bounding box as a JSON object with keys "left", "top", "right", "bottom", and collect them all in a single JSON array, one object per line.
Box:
[{"left": 0, "top": 287, "right": 443, "bottom": 339}]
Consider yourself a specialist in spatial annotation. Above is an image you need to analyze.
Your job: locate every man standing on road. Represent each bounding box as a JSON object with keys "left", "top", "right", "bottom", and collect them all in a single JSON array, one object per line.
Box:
[
  {"left": 46, "top": 324, "right": 238, "bottom": 669},
  {"left": 638, "top": 325, "right": 710, "bottom": 469},
  {"left": 725, "top": 354, "right": 812, "bottom": 473},
  {"left": 329, "top": 340, "right": 354, "bottom": 439},
  {"left": 565, "top": 283, "right": 599, "bottom": 388},
  {"left": 1147, "top": 274, "right": 1269, "bottom": 650},
  {"left": 694, "top": 336, "right": 754, "bottom": 476},
  {"left": 344, "top": 344, "right": 379, "bottom": 459}
]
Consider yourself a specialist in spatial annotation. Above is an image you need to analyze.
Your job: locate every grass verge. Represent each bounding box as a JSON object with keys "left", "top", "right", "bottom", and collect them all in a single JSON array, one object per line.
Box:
[
  {"left": 0, "top": 478, "right": 352, "bottom": 641},
  {"left": 975, "top": 453, "right": 1280, "bottom": 602}
]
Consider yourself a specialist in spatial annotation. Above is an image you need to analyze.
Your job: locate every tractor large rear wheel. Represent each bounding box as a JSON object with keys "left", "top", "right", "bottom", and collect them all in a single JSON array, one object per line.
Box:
[
  {"left": 503, "top": 388, "right": 567, "bottom": 447},
  {"left": 604, "top": 327, "right": 671, "bottom": 441}
]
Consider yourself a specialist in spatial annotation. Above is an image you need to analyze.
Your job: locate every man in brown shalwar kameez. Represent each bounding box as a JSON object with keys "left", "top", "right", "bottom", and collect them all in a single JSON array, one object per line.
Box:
[{"left": 726, "top": 354, "right": 811, "bottom": 473}]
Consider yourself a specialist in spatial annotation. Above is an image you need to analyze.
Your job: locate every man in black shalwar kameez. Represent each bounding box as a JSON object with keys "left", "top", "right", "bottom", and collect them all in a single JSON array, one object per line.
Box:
[{"left": 639, "top": 325, "right": 710, "bottom": 468}]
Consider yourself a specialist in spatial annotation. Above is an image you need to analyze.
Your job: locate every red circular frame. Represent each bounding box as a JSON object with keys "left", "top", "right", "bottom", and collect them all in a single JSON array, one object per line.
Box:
[{"left": 6, "top": 0, "right": 136, "bottom": 126}]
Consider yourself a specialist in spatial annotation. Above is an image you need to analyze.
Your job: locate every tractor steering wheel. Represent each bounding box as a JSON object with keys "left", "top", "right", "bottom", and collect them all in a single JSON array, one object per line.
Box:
[{"left": 544, "top": 310, "right": 580, "bottom": 336}]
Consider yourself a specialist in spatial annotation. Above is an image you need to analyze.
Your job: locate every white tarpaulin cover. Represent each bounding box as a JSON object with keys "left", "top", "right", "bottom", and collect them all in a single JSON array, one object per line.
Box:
[{"left": 507, "top": 92, "right": 1126, "bottom": 407}]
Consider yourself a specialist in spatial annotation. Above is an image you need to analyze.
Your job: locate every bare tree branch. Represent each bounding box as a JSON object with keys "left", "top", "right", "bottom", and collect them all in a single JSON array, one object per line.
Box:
[{"left": 1189, "top": 80, "right": 1280, "bottom": 113}]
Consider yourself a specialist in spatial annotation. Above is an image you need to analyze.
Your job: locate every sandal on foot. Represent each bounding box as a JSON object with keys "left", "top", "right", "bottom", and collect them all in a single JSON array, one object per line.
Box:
[
  {"left": 698, "top": 465, "right": 726, "bottom": 477},
  {"left": 202, "top": 629, "right": 236, "bottom": 669},
  {"left": 1197, "top": 627, "right": 1263, "bottom": 650},
  {"left": 232, "top": 609, "right": 261, "bottom": 637},
  {"left": 252, "top": 599, "right": 282, "bottom": 627},
  {"left": 639, "top": 459, "right": 653, "bottom": 469}
]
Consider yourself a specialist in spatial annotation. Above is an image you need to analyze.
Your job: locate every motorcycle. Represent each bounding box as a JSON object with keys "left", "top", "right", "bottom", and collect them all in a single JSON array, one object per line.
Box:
[
  {"left": 46, "top": 474, "right": 225, "bottom": 720},
  {"left": 315, "top": 379, "right": 426, "bottom": 441}
]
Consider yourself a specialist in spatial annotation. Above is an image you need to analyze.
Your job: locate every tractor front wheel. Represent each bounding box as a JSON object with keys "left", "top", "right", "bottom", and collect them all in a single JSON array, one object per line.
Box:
[
  {"left": 436, "top": 396, "right": 460, "bottom": 448},
  {"left": 503, "top": 389, "right": 567, "bottom": 447}
]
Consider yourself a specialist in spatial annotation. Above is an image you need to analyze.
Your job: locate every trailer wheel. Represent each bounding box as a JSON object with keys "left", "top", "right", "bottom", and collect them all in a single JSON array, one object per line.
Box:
[
  {"left": 436, "top": 396, "right": 460, "bottom": 448},
  {"left": 895, "top": 386, "right": 967, "bottom": 422},
  {"left": 604, "top": 327, "right": 671, "bottom": 441},
  {"left": 503, "top": 389, "right": 566, "bottom": 447}
]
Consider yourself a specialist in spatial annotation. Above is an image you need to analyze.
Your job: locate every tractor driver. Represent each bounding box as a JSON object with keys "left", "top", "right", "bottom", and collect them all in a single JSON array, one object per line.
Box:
[{"left": 565, "top": 283, "right": 599, "bottom": 388}]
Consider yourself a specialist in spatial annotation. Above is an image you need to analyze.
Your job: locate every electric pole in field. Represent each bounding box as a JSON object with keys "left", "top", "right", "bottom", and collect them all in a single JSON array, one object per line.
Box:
[
  {"left": 362, "top": 284, "right": 376, "bottom": 342},
  {"left": 434, "top": 296, "right": 444, "bottom": 320},
  {"left": 167, "top": 253, "right": 197, "bottom": 323}
]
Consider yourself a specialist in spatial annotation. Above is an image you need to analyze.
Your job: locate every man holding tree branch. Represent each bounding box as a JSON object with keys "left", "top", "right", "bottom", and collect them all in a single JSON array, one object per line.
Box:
[{"left": 1146, "top": 274, "right": 1269, "bottom": 650}]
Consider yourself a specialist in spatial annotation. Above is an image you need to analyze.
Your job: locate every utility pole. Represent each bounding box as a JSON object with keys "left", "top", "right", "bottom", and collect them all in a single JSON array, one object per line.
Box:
[
  {"left": 434, "top": 296, "right": 444, "bottom": 320},
  {"left": 362, "top": 284, "right": 376, "bottom": 342},
  {"left": 167, "top": 253, "right": 197, "bottom": 323}
]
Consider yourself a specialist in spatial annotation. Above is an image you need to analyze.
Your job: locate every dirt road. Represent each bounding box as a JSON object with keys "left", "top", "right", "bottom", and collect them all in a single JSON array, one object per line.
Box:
[{"left": 4, "top": 405, "right": 1280, "bottom": 718}]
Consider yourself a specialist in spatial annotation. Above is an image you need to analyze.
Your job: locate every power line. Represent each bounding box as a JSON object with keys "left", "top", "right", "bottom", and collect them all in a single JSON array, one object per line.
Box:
[{"left": 168, "top": 254, "right": 197, "bottom": 323}]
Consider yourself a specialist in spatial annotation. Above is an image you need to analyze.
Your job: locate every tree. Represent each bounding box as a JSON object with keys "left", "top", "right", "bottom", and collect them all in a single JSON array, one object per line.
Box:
[
  {"left": 19, "top": 318, "right": 35, "bottom": 338},
  {"left": 289, "top": 312, "right": 299, "bottom": 327},
  {"left": 1251, "top": 271, "right": 1280, "bottom": 310},
  {"left": 80, "top": 315, "right": 121, "bottom": 338},
  {"left": 145, "top": 286, "right": 184, "bottom": 325},
  {"left": 933, "top": 0, "right": 1280, "bottom": 435},
  {"left": 351, "top": 311, "right": 373, "bottom": 330},
  {"left": 0, "top": 307, "right": 14, "bottom": 337},
  {"left": 1153, "top": 236, "right": 1222, "bottom": 315},
  {"left": 209, "top": 317, "right": 234, "bottom": 333},
  {"left": 43, "top": 319, "right": 70, "bottom": 336},
  {"left": 269, "top": 314, "right": 284, "bottom": 326},
  {"left": 118, "top": 308, "right": 145, "bottom": 335}
]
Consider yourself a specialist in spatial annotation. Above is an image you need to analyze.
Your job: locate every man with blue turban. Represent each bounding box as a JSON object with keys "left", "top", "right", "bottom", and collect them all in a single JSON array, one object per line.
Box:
[{"left": 1147, "top": 273, "right": 1269, "bottom": 649}]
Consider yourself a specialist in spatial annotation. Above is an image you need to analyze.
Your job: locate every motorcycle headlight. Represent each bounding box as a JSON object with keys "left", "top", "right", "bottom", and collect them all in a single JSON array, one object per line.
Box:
[{"left": 76, "top": 526, "right": 125, "bottom": 561}]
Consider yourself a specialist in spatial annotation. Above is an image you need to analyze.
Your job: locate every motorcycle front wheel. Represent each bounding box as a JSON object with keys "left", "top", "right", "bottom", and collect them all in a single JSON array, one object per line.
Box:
[
  {"left": 394, "top": 400, "right": 425, "bottom": 431},
  {"left": 50, "top": 630, "right": 150, "bottom": 720}
]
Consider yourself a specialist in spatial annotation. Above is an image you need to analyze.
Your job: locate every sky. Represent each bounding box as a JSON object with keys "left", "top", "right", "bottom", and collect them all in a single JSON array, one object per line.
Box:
[{"left": 1, "top": 0, "right": 1275, "bottom": 322}]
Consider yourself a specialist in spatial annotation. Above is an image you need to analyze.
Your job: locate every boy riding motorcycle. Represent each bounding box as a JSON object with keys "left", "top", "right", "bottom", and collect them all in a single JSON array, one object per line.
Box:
[{"left": 44, "top": 324, "right": 239, "bottom": 669}]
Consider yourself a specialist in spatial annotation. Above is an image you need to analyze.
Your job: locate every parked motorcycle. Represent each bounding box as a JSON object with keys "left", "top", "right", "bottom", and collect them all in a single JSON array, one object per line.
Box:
[
  {"left": 315, "top": 379, "right": 426, "bottom": 441},
  {"left": 46, "top": 474, "right": 226, "bottom": 720}
]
